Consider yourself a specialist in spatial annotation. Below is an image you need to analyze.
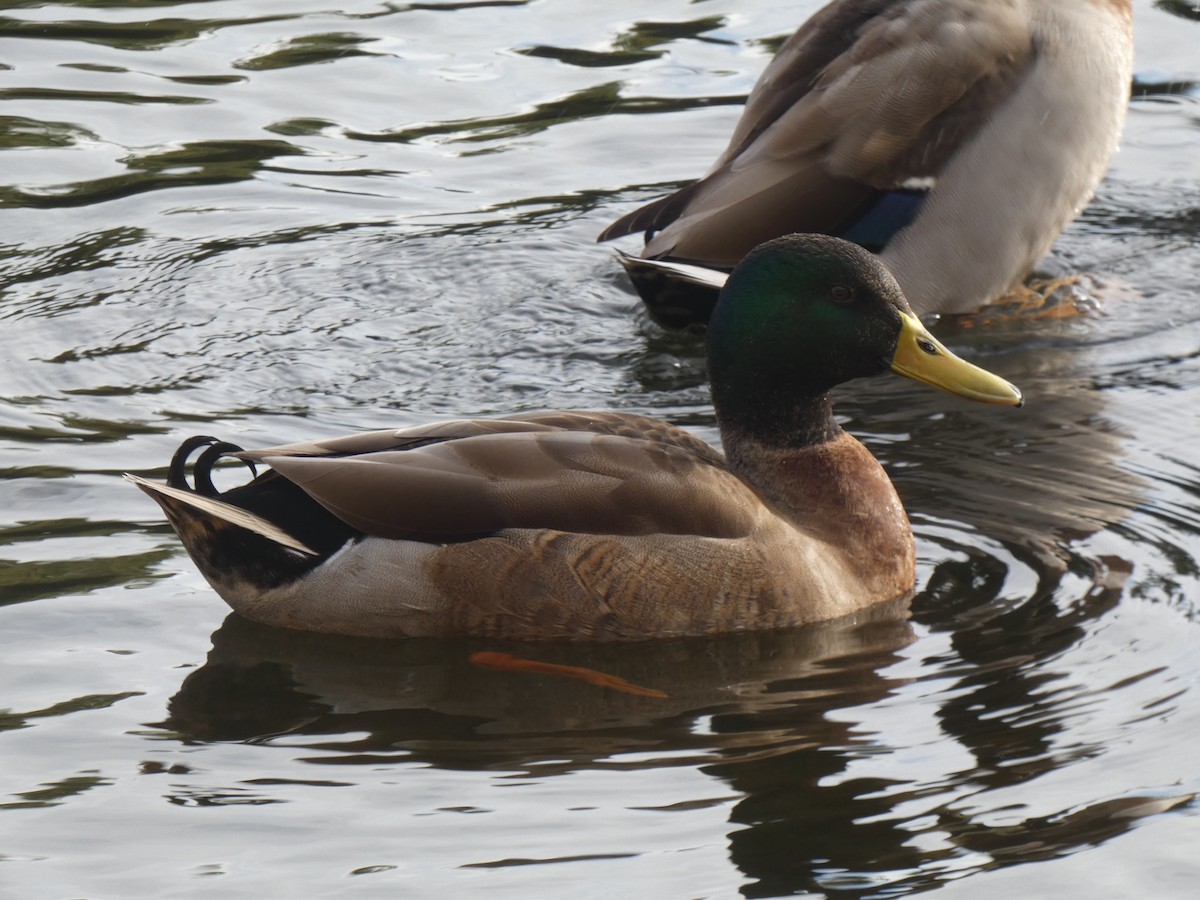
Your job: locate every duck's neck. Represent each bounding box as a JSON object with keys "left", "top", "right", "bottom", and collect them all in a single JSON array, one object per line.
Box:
[
  {"left": 716, "top": 389, "right": 843, "bottom": 471},
  {"left": 716, "top": 389, "right": 905, "bottom": 540}
]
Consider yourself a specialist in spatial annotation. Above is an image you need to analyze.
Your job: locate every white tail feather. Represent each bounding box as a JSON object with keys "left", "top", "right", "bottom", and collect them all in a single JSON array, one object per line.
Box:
[
  {"left": 124, "top": 473, "right": 317, "bottom": 556},
  {"left": 617, "top": 252, "right": 729, "bottom": 289}
]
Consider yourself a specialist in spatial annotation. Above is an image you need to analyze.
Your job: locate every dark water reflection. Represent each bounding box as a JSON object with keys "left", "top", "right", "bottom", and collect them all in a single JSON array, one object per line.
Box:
[
  {"left": 156, "top": 555, "right": 1182, "bottom": 899},
  {"left": 164, "top": 605, "right": 913, "bottom": 755},
  {"left": 2, "top": 0, "right": 1200, "bottom": 896}
]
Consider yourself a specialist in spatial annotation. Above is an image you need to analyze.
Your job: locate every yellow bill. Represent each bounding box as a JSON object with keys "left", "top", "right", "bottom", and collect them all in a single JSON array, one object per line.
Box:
[{"left": 890, "top": 312, "right": 1023, "bottom": 406}]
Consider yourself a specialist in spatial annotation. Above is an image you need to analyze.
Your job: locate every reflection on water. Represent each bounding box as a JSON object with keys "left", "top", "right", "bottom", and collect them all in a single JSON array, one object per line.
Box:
[
  {"left": 152, "top": 563, "right": 1188, "bottom": 897},
  {"left": 1, "top": 0, "right": 1200, "bottom": 896},
  {"left": 163, "top": 604, "right": 913, "bottom": 753}
]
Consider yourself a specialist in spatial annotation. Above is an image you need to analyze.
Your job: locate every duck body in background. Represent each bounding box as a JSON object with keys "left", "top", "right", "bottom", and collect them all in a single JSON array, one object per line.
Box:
[
  {"left": 599, "top": 0, "right": 1134, "bottom": 329},
  {"left": 129, "top": 235, "right": 1021, "bottom": 642}
]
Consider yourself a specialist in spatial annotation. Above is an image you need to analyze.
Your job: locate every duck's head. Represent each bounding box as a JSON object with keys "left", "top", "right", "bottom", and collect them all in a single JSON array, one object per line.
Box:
[{"left": 707, "top": 234, "right": 1021, "bottom": 444}]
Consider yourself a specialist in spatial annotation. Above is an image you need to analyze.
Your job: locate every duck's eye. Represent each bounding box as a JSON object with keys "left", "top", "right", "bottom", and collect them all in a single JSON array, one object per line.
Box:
[{"left": 830, "top": 285, "right": 854, "bottom": 304}]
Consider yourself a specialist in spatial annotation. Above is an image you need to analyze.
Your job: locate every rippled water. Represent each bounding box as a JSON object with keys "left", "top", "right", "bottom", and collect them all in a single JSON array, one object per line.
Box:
[{"left": 2, "top": 1, "right": 1199, "bottom": 896}]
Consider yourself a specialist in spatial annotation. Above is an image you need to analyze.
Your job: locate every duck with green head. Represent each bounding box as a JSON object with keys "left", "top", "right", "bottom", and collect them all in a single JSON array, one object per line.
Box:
[{"left": 129, "top": 234, "right": 1021, "bottom": 641}]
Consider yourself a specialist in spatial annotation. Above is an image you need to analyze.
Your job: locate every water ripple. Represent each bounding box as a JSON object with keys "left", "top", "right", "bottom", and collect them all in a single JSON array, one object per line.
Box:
[{"left": 1, "top": 1, "right": 1199, "bottom": 897}]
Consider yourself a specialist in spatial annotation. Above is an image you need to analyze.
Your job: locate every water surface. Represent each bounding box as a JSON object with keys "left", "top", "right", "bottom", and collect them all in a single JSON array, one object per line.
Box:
[{"left": 2, "top": 1, "right": 1199, "bottom": 896}]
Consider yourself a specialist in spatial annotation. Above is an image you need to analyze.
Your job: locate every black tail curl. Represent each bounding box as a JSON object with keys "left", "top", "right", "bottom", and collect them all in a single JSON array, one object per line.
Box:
[
  {"left": 168, "top": 436, "right": 258, "bottom": 495},
  {"left": 163, "top": 434, "right": 359, "bottom": 558}
]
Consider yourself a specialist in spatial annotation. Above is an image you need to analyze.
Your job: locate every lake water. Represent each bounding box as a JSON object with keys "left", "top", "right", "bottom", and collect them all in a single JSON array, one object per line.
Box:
[{"left": 2, "top": 1, "right": 1199, "bottom": 896}]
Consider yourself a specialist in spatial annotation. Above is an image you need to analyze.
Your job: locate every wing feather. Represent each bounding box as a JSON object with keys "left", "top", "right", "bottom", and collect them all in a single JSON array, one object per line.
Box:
[{"left": 263, "top": 430, "right": 759, "bottom": 541}]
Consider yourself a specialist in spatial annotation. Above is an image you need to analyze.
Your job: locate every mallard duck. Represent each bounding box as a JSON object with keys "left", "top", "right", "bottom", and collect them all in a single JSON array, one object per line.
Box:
[
  {"left": 128, "top": 234, "right": 1021, "bottom": 641},
  {"left": 598, "top": 0, "right": 1134, "bottom": 329}
]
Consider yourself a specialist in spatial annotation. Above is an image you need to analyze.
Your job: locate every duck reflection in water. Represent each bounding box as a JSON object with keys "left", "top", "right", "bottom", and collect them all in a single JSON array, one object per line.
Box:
[{"left": 154, "top": 557, "right": 1187, "bottom": 897}]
